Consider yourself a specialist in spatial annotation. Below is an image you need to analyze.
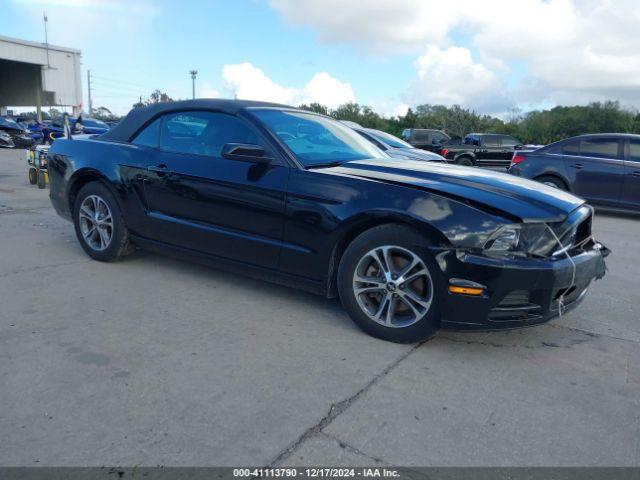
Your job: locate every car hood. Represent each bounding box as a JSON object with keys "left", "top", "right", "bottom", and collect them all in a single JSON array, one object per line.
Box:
[
  {"left": 387, "top": 147, "right": 445, "bottom": 162},
  {"left": 324, "top": 158, "right": 584, "bottom": 222}
]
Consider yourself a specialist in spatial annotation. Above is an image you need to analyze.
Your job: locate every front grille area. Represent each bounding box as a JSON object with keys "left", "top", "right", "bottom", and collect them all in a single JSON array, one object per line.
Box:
[
  {"left": 488, "top": 290, "right": 543, "bottom": 322},
  {"left": 553, "top": 284, "right": 588, "bottom": 305}
]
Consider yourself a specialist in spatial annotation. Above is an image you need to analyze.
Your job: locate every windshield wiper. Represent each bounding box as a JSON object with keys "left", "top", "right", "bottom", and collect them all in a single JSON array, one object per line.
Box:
[{"left": 306, "top": 161, "right": 345, "bottom": 169}]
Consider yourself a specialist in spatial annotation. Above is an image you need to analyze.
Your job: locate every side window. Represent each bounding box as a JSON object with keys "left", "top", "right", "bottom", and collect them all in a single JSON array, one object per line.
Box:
[
  {"left": 356, "top": 130, "right": 385, "bottom": 150},
  {"left": 131, "top": 118, "right": 161, "bottom": 147},
  {"left": 579, "top": 138, "right": 619, "bottom": 160},
  {"left": 159, "top": 110, "right": 260, "bottom": 157},
  {"left": 431, "top": 132, "right": 448, "bottom": 144},
  {"left": 401, "top": 129, "right": 410, "bottom": 140},
  {"left": 483, "top": 135, "right": 499, "bottom": 147},
  {"left": 629, "top": 140, "right": 640, "bottom": 163},
  {"left": 561, "top": 141, "right": 580, "bottom": 156},
  {"left": 414, "top": 130, "right": 428, "bottom": 142},
  {"left": 500, "top": 135, "right": 520, "bottom": 147}
]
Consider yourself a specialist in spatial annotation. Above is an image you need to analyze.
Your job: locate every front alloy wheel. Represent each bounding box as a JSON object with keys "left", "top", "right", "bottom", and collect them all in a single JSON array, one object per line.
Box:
[
  {"left": 337, "top": 224, "right": 441, "bottom": 343},
  {"left": 353, "top": 246, "right": 434, "bottom": 328}
]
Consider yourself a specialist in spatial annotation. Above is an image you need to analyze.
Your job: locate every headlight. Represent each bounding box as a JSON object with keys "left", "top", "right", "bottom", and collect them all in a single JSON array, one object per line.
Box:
[{"left": 484, "top": 223, "right": 561, "bottom": 258}]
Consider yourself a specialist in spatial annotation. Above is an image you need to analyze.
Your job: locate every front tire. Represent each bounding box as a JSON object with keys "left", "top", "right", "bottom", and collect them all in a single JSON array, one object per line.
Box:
[
  {"left": 337, "top": 224, "right": 442, "bottom": 343},
  {"left": 73, "top": 181, "right": 134, "bottom": 262}
]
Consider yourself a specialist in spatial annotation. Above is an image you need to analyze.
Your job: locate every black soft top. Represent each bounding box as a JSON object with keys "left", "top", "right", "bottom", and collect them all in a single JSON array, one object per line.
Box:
[{"left": 101, "top": 99, "right": 292, "bottom": 142}]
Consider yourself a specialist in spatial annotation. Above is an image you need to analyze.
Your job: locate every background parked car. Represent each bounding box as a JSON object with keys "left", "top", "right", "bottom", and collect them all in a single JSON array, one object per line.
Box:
[
  {"left": 401, "top": 128, "right": 450, "bottom": 153},
  {"left": 0, "top": 129, "right": 13, "bottom": 148},
  {"left": 72, "top": 117, "right": 110, "bottom": 135},
  {"left": 348, "top": 125, "right": 445, "bottom": 162},
  {"left": 440, "top": 133, "right": 523, "bottom": 168},
  {"left": 509, "top": 133, "right": 640, "bottom": 212},
  {"left": 42, "top": 116, "right": 110, "bottom": 143},
  {"left": 0, "top": 117, "right": 35, "bottom": 148},
  {"left": 16, "top": 117, "right": 45, "bottom": 142}
]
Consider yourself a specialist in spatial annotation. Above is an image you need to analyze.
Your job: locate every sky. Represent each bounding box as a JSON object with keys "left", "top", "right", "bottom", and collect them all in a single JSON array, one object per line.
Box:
[{"left": 3, "top": 0, "right": 640, "bottom": 117}]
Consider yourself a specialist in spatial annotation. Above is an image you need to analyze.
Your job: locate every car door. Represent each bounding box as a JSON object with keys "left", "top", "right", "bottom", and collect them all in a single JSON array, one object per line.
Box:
[
  {"left": 621, "top": 138, "right": 640, "bottom": 210},
  {"left": 567, "top": 136, "right": 623, "bottom": 206},
  {"left": 141, "top": 110, "right": 288, "bottom": 269},
  {"left": 477, "top": 135, "right": 502, "bottom": 166}
]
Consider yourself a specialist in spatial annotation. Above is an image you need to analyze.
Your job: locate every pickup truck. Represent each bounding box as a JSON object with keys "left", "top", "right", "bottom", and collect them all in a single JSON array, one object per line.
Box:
[
  {"left": 440, "top": 133, "right": 524, "bottom": 168},
  {"left": 401, "top": 128, "right": 450, "bottom": 153}
]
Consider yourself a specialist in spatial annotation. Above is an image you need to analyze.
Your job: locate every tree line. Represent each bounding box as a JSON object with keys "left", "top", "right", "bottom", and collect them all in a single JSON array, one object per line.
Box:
[
  {"left": 16, "top": 91, "right": 640, "bottom": 146},
  {"left": 299, "top": 100, "right": 640, "bottom": 145}
]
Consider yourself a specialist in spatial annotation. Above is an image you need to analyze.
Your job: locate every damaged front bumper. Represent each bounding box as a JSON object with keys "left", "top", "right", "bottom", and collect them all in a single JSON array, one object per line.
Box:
[{"left": 433, "top": 242, "right": 609, "bottom": 331}]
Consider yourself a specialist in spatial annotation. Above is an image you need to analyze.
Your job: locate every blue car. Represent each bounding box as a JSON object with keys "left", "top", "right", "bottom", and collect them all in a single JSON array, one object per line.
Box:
[
  {"left": 42, "top": 116, "right": 110, "bottom": 143},
  {"left": 17, "top": 117, "right": 45, "bottom": 142},
  {"left": 71, "top": 117, "right": 110, "bottom": 135}
]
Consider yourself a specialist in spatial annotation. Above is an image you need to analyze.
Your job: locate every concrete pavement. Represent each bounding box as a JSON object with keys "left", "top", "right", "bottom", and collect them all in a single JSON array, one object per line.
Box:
[{"left": 0, "top": 149, "right": 638, "bottom": 466}]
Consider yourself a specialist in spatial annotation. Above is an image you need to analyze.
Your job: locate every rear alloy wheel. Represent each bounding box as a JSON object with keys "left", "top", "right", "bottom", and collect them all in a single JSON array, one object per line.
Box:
[
  {"left": 78, "top": 194, "right": 114, "bottom": 252},
  {"left": 73, "top": 182, "right": 134, "bottom": 262},
  {"left": 338, "top": 224, "right": 441, "bottom": 343},
  {"left": 536, "top": 175, "right": 567, "bottom": 190}
]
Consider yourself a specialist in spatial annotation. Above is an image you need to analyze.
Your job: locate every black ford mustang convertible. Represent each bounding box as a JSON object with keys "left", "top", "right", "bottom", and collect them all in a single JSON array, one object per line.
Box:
[{"left": 47, "top": 100, "right": 608, "bottom": 343}]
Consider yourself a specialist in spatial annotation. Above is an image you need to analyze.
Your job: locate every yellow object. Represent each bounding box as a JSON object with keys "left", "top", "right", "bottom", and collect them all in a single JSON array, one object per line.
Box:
[{"left": 448, "top": 285, "right": 484, "bottom": 296}]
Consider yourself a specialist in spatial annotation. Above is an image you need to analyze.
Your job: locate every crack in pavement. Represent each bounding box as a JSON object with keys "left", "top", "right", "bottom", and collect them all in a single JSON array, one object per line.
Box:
[
  {"left": 267, "top": 339, "right": 429, "bottom": 466},
  {"left": 318, "top": 432, "right": 385, "bottom": 464}
]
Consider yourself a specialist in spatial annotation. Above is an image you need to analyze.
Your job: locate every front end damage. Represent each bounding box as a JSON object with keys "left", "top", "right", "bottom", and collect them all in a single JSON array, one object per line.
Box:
[{"left": 433, "top": 205, "right": 609, "bottom": 331}]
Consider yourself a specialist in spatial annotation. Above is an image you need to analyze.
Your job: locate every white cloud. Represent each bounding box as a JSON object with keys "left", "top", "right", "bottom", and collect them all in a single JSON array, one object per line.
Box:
[
  {"left": 222, "top": 63, "right": 355, "bottom": 108},
  {"left": 222, "top": 63, "right": 295, "bottom": 104},
  {"left": 268, "top": 0, "right": 640, "bottom": 111},
  {"left": 300, "top": 72, "right": 356, "bottom": 107},
  {"left": 200, "top": 82, "right": 220, "bottom": 99},
  {"left": 268, "top": 0, "right": 459, "bottom": 53},
  {"left": 405, "top": 46, "right": 508, "bottom": 114}
]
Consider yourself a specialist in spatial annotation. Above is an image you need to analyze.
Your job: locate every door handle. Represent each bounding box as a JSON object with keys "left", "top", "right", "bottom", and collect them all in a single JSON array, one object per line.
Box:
[
  {"left": 631, "top": 170, "right": 640, "bottom": 177},
  {"left": 147, "top": 164, "right": 169, "bottom": 175},
  {"left": 571, "top": 163, "right": 584, "bottom": 169}
]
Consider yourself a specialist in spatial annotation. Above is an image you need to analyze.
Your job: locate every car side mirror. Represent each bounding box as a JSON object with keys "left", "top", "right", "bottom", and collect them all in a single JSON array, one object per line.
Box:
[
  {"left": 514, "top": 144, "right": 523, "bottom": 150},
  {"left": 221, "top": 143, "right": 273, "bottom": 164}
]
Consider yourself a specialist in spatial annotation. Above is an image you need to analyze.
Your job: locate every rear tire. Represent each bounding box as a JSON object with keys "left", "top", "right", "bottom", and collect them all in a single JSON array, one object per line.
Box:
[
  {"left": 28, "top": 167, "right": 37, "bottom": 185},
  {"left": 337, "top": 224, "right": 442, "bottom": 343},
  {"left": 455, "top": 156, "right": 474, "bottom": 167},
  {"left": 36, "top": 170, "right": 46, "bottom": 189},
  {"left": 72, "top": 181, "right": 134, "bottom": 262},
  {"left": 536, "top": 175, "right": 567, "bottom": 190}
]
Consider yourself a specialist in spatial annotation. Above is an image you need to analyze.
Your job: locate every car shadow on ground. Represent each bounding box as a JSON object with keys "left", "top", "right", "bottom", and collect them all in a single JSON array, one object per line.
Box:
[{"left": 83, "top": 243, "right": 591, "bottom": 349}]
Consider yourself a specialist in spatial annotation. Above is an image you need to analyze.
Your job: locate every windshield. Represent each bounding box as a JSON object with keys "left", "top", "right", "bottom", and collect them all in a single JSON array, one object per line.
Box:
[
  {"left": 366, "top": 129, "right": 413, "bottom": 149},
  {"left": 82, "top": 118, "right": 109, "bottom": 129},
  {"left": 251, "top": 109, "right": 385, "bottom": 167},
  {"left": 0, "top": 117, "right": 22, "bottom": 129}
]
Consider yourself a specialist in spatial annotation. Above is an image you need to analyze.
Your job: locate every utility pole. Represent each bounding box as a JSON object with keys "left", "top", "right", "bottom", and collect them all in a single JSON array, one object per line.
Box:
[
  {"left": 43, "top": 12, "right": 50, "bottom": 68},
  {"left": 189, "top": 70, "right": 198, "bottom": 99},
  {"left": 87, "top": 69, "right": 93, "bottom": 116}
]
